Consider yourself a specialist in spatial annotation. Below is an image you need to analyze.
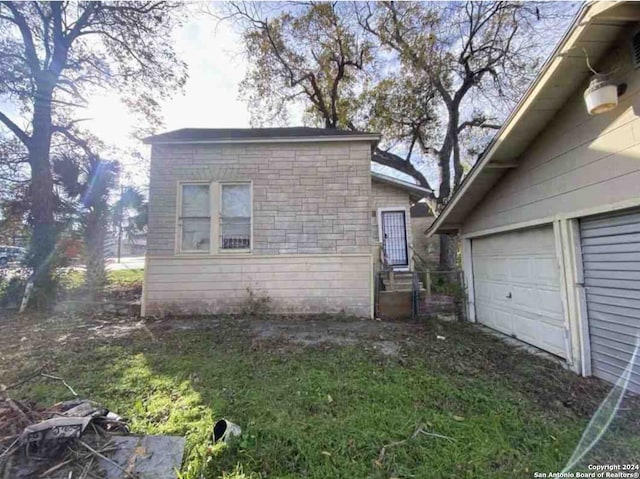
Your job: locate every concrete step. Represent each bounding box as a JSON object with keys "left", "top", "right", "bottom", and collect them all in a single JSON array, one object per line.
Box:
[
  {"left": 385, "top": 286, "right": 426, "bottom": 293},
  {"left": 384, "top": 279, "right": 414, "bottom": 286},
  {"left": 382, "top": 279, "right": 425, "bottom": 289}
]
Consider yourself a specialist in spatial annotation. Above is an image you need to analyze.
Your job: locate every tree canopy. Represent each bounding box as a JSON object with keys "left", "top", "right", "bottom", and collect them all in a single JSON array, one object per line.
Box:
[
  {"left": 229, "top": 2, "right": 372, "bottom": 128},
  {"left": 225, "top": 0, "right": 575, "bottom": 267},
  {"left": 0, "top": 1, "right": 187, "bottom": 307}
]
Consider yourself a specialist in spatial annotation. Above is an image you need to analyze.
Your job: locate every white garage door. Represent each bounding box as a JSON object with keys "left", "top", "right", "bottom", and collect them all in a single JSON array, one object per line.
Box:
[{"left": 472, "top": 225, "right": 567, "bottom": 357}]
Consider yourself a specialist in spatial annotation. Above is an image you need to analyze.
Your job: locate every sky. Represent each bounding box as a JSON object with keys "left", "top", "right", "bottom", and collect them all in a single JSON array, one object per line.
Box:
[
  {"left": 82, "top": 8, "right": 411, "bottom": 188},
  {"left": 3, "top": 3, "right": 577, "bottom": 192},
  {"left": 84, "top": 11, "right": 251, "bottom": 165}
]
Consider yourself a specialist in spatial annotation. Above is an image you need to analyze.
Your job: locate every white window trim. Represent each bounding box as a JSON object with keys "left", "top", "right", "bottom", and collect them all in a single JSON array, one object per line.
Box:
[
  {"left": 217, "top": 181, "right": 253, "bottom": 254},
  {"left": 175, "top": 181, "right": 212, "bottom": 255},
  {"left": 175, "top": 180, "right": 253, "bottom": 256}
]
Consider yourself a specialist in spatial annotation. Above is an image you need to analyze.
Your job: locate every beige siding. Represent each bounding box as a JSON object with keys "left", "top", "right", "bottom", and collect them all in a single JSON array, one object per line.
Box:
[
  {"left": 411, "top": 216, "right": 440, "bottom": 268},
  {"left": 144, "top": 254, "right": 372, "bottom": 317},
  {"left": 370, "top": 179, "right": 412, "bottom": 243},
  {"left": 148, "top": 142, "right": 372, "bottom": 255},
  {"left": 462, "top": 56, "right": 640, "bottom": 235}
]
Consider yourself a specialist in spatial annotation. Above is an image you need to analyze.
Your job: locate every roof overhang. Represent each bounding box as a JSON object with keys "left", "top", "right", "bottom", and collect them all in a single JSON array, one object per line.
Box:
[
  {"left": 428, "top": 1, "right": 640, "bottom": 236},
  {"left": 371, "top": 171, "right": 433, "bottom": 201},
  {"left": 143, "top": 134, "right": 381, "bottom": 145}
]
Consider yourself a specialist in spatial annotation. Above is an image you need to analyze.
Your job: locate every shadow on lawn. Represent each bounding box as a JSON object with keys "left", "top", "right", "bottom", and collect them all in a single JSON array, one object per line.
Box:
[{"left": 5, "top": 315, "right": 640, "bottom": 478}]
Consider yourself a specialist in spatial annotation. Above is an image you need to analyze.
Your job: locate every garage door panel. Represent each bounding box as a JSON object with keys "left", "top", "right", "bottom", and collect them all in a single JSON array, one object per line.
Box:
[
  {"left": 581, "top": 210, "right": 640, "bottom": 230},
  {"left": 586, "top": 286, "right": 640, "bottom": 301},
  {"left": 483, "top": 307, "right": 513, "bottom": 336},
  {"left": 592, "top": 364, "right": 640, "bottom": 392},
  {"left": 580, "top": 222, "right": 640, "bottom": 238},
  {"left": 588, "top": 309, "right": 640, "bottom": 329},
  {"left": 513, "top": 316, "right": 565, "bottom": 357},
  {"left": 534, "top": 258, "right": 561, "bottom": 285},
  {"left": 583, "top": 260, "right": 640, "bottom": 270},
  {"left": 509, "top": 258, "right": 531, "bottom": 280},
  {"left": 475, "top": 302, "right": 513, "bottom": 335},
  {"left": 592, "top": 351, "right": 633, "bottom": 371},
  {"left": 583, "top": 278, "right": 639, "bottom": 290},
  {"left": 581, "top": 232, "right": 640, "bottom": 246},
  {"left": 511, "top": 285, "right": 534, "bottom": 309},
  {"left": 582, "top": 243, "right": 640, "bottom": 255},
  {"left": 585, "top": 269, "right": 640, "bottom": 281},
  {"left": 472, "top": 225, "right": 566, "bottom": 358},
  {"left": 474, "top": 281, "right": 492, "bottom": 300},
  {"left": 590, "top": 324, "right": 640, "bottom": 347},
  {"left": 581, "top": 208, "right": 640, "bottom": 394},
  {"left": 588, "top": 301, "right": 640, "bottom": 320},
  {"left": 536, "top": 289, "right": 565, "bottom": 318},
  {"left": 473, "top": 227, "right": 555, "bottom": 256},
  {"left": 490, "top": 259, "right": 508, "bottom": 281},
  {"left": 586, "top": 293, "right": 640, "bottom": 311}
]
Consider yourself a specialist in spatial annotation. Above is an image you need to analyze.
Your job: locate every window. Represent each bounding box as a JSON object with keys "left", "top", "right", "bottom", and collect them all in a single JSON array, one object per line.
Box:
[
  {"left": 176, "top": 181, "right": 252, "bottom": 254},
  {"left": 179, "top": 184, "right": 210, "bottom": 252},
  {"left": 220, "top": 183, "right": 251, "bottom": 250}
]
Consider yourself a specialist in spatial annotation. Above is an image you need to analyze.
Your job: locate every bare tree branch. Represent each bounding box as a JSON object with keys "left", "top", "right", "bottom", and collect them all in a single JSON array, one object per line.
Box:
[{"left": 0, "top": 111, "right": 30, "bottom": 146}]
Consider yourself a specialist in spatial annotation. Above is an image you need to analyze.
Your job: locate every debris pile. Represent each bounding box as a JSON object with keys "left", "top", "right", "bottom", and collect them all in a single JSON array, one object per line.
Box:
[{"left": 1, "top": 369, "right": 185, "bottom": 478}]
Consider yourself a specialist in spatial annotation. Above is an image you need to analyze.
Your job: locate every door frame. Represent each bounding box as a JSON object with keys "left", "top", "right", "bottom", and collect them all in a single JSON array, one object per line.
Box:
[
  {"left": 463, "top": 222, "right": 582, "bottom": 373},
  {"left": 377, "top": 206, "right": 411, "bottom": 271},
  {"left": 457, "top": 197, "right": 640, "bottom": 377}
]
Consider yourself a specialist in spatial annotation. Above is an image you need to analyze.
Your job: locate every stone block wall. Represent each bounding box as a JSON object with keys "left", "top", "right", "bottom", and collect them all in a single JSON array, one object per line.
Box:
[{"left": 147, "top": 141, "right": 373, "bottom": 256}]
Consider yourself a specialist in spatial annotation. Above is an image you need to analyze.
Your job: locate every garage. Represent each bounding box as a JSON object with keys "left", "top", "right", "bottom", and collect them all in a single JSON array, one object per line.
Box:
[
  {"left": 580, "top": 208, "right": 640, "bottom": 394},
  {"left": 472, "top": 225, "right": 567, "bottom": 358},
  {"left": 427, "top": 2, "right": 640, "bottom": 384}
]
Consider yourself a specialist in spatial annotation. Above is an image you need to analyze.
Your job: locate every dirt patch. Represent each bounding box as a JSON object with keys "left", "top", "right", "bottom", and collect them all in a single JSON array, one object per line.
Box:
[
  {"left": 250, "top": 319, "right": 410, "bottom": 356},
  {"left": 1, "top": 310, "right": 638, "bottom": 425}
]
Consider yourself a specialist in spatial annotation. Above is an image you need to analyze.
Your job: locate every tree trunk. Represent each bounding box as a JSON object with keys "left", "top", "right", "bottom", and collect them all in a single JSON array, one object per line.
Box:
[
  {"left": 84, "top": 207, "right": 107, "bottom": 301},
  {"left": 438, "top": 234, "right": 457, "bottom": 271},
  {"left": 27, "top": 84, "right": 57, "bottom": 309},
  {"left": 434, "top": 103, "right": 462, "bottom": 270}
]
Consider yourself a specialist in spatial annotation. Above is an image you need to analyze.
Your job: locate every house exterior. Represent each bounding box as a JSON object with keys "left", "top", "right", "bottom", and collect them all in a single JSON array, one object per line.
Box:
[
  {"left": 105, "top": 232, "right": 147, "bottom": 258},
  {"left": 142, "top": 127, "right": 430, "bottom": 318},
  {"left": 429, "top": 2, "right": 640, "bottom": 393},
  {"left": 409, "top": 202, "right": 440, "bottom": 269}
]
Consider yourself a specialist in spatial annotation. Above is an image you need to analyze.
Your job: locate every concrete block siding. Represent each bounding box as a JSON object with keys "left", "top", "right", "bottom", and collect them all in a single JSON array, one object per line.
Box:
[
  {"left": 147, "top": 142, "right": 372, "bottom": 256},
  {"left": 144, "top": 140, "right": 375, "bottom": 317}
]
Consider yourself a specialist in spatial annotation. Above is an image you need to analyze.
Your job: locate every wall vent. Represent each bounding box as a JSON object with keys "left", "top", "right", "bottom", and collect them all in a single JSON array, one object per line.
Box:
[{"left": 631, "top": 29, "right": 640, "bottom": 69}]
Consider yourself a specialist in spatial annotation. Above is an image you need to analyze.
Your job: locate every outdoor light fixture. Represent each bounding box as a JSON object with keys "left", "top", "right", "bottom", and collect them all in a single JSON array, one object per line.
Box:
[{"left": 584, "top": 75, "right": 619, "bottom": 115}]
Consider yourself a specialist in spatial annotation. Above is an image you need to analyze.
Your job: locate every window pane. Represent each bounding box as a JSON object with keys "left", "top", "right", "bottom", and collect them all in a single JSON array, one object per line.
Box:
[
  {"left": 182, "top": 185, "right": 209, "bottom": 217},
  {"left": 221, "top": 184, "right": 250, "bottom": 218},
  {"left": 221, "top": 218, "right": 250, "bottom": 249},
  {"left": 182, "top": 218, "right": 210, "bottom": 251}
]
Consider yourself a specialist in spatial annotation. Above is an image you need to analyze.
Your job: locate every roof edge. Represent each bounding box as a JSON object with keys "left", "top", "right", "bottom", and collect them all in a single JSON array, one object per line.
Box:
[
  {"left": 143, "top": 133, "right": 381, "bottom": 145},
  {"left": 371, "top": 171, "right": 433, "bottom": 198}
]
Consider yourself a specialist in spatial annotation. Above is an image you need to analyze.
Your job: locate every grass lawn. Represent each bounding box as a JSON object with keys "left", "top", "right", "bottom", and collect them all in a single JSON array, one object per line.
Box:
[
  {"left": 57, "top": 268, "right": 144, "bottom": 290},
  {"left": 1, "top": 314, "right": 638, "bottom": 479},
  {"left": 55, "top": 268, "right": 144, "bottom": 303},
  {"left": 106, "top": 268, "right": 145, "bottom": 287}
]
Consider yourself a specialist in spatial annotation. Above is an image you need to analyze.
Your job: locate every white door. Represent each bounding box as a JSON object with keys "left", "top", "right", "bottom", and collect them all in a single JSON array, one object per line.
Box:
[
  {"left": 472, "top": 225, "right": 566, "bottom": 357},
  {"left": 381, "top": 210, "right": 409, "bottom": 268}
]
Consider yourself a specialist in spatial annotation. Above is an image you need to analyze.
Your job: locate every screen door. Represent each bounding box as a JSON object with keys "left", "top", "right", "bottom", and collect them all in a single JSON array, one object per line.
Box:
[{"left": 381, "top": 210, "right": 408, "bottom": 267}]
